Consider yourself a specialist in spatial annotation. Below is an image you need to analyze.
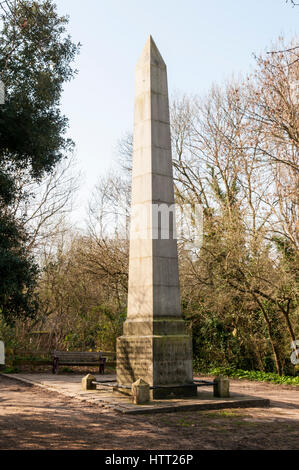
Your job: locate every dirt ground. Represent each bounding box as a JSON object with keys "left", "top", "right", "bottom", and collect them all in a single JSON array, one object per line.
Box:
[{"left": 0, "top": 374, "right": 298, "bottom": 450}]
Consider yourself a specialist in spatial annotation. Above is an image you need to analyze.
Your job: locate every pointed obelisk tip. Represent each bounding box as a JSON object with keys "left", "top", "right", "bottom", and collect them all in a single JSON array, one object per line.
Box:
[
  {"left": 137, "top": 35, "right": 166, "bottom": 67},
  {"left": 147, "top": 34, "right": 156, "bottom": 45}
]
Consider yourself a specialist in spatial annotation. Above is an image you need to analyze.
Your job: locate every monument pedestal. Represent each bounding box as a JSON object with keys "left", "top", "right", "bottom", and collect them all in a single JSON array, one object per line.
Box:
[{"left": 117, "top": 325, "right": 197, "bottom": 399}]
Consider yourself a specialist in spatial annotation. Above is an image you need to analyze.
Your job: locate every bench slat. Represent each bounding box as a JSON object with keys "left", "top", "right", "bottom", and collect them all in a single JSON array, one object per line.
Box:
[
  {"left": 54, "top": 351, "right": 102, "bottom": 355},
  {"left": 54, "top": 352, "right": 102, "bottom": 360},
  {"left": 57, "top": 362, "right": 104, "bottom": 366},
  {"left": 54, "top": 354, "right": 101, "bottom": 358}
]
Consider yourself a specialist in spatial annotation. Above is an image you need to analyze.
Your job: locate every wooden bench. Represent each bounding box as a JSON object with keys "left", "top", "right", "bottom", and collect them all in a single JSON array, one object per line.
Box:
[{"left": 52, "top": 351, "right": 106, "bottom": 375}]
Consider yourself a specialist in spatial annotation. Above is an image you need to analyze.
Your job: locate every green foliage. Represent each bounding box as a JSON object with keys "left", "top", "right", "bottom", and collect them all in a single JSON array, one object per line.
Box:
[
  {"left": 205, "top": 366, "right": 299, "bottom": 386},
  {"left": 62, "top": 305, "right": 126, "bottom": 352},
  {"left": 0, "top": 0, "right": 78, "bottom": 178},
  {"left": 0, "top": 215, "right": 38, "bottom": 322},
  {"left": 2, "top": 366, "right": 19, "bottom": 373}
]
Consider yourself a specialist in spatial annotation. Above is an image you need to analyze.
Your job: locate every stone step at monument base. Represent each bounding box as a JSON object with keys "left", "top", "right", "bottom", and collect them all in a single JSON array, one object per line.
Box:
[
  {"left": 114, "top": 383, "right": 198, "bottom": 400},
  {"left": 150, "top": 383, "right": 198, "bottom": 400},
  {"left": 123, "top": 318, "right": 187, "bottom": 336},
  {"left": 116, "top": 333, "right": 197, "bottom": 399}
]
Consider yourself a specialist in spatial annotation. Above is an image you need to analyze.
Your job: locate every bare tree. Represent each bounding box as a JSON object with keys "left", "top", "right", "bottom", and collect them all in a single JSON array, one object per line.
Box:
[
  {"left": 8, "top": 153, "right": 81, "bottom": 255},
  {"left": 248, "top": 39, "right": 299, "bottom": 171},
  {"left": 170, "top": 71, "right": 298, "bottom": 374},
  {"left": 87, "top": 170, "right": 130, "bottom": 242}
]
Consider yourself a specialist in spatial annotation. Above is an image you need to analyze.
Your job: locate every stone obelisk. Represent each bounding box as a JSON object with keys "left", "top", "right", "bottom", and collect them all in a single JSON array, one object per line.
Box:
[{"left": 116, "top": 36, "right": 196, "bottom": 399}]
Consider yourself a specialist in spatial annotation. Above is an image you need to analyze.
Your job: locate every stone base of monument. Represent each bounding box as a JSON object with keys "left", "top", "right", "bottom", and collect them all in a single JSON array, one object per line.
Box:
[
  {"left": 115, "top": 383, "right": 198, "bottom": 400},
  {"left": 116, "top": 333, "right": 197, "bottom": 399},
  {"left": 150, "top": 384, "right": 198, "bottom": 400}
]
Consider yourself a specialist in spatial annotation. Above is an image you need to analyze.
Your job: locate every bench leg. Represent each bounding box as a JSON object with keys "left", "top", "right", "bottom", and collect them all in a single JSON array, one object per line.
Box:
[
  {"left": 99, "top": 358, "right": 106, "bottom": 375},
  {"left": 53, "top": 358, "right": 59, "bottom": 374}
]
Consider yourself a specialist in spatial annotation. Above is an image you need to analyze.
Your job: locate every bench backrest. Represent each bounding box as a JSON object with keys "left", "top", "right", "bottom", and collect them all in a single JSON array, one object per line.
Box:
[{"left": 53, "top": 351, "right": 102, "bottom": 362}]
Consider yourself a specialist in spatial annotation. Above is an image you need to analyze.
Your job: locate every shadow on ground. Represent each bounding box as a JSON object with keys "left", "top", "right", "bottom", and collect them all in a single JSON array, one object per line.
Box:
[{"left": 0, "top": 376, "right": 298, "bottom": 450}]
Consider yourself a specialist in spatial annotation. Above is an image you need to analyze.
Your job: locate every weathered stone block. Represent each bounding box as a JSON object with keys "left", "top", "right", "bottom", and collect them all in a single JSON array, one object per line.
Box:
[
  {"left": 0, "top": 341, "right": 5, "bottom": 365},
  {"left": 132, "top": 378, "right": 150, "bottom": 404},
  {"left": 82, "top": 374, "right": 96, "bottom": 391},
  {"left": 117, "top": 334, "right": 196, "bottom": 399},
  {"left": 213, "top": 375, "right": 230, "bottom": 398}
]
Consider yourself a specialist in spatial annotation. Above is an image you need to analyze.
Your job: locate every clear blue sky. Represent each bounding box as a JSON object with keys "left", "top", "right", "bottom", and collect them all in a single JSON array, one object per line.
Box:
[{"left": 55, "top": 0, "right": 299, "bottom": 227}]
